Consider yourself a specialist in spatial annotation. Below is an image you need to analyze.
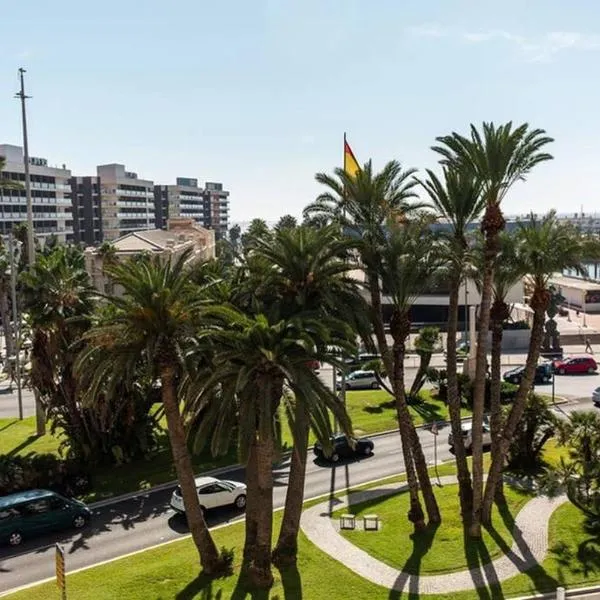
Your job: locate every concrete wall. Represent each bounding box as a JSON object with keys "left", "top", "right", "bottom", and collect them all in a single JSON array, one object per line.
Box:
[{"left": 486, "top": 328, "right": 531, "bottom": 351}]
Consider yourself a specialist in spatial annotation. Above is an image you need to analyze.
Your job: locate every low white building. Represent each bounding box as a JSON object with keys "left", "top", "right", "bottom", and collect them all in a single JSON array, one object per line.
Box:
[{"left": 85, "top": 217, "right": 216, "bottom": 294}]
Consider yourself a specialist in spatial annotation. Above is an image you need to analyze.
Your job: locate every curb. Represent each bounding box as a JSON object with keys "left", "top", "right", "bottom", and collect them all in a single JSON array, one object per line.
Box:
[{"left": 513, "top": 583, "right": 600, "bottom": 599}]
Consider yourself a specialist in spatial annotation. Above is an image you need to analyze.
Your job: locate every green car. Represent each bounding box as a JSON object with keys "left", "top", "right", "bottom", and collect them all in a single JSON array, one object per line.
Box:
[{"left": 0, "top": 489, "right": 91, "bottom": 546}]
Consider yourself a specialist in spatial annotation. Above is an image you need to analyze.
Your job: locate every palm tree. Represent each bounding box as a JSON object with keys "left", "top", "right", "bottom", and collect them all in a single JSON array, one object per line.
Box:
[
  {"left": 185, "top": 308, "right": 353, "bottom": 588},
  {"left": 21, "top": 246, "right": 94, "bottom": 449},
  {"left": 305, "top": 160, "right": 442, "bottom": 524},
  {"left": 75, "top": 251, "right": 227, "bottom": 576},
  {"left": 432, "top": 122, "right": 554, "bottom": 537},
  {"left": 470, "top": 232, "right": 524, "bottom": 502},
  {"left": 0, "top": 241, "right": 15, "bottom": 364},
  {"left": 379, "top": 219, "right": 445, "bottom": 528},
  {"left": 417, "top": 166, "right": 484, "bottom": 522},
  {"left": 481, "top": 212, "right": 599, "bottom": 523},
  {"left": 248, "top": 225, "right": 370, "bottom": 566}
]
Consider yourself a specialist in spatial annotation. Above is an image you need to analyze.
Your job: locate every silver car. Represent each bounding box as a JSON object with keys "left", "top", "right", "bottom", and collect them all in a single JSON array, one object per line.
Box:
[
  {"left": 593, "top": 386, "right": 600, "bottom": 406},
  {"left": 448, "top": 420, "right": 492, "bottom": 451},
  {"left": 337, "top": 370, "right": 380, "bottom": 391}
]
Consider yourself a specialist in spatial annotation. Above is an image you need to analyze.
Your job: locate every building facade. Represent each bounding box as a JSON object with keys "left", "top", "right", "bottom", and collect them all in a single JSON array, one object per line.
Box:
[
  {"left": 96, "top": 164, "right": 155, "bottom": 241},
  {"left": 0, "top": 144, "right": 73, "bottom": 242},
  {"left": 70, "top": 176, "right": 103, "bottom": 245},
  {"left": 203, "top": 182, "right": 229, "bottom": 240},
  {"left": 154, "top": 179, "right": 230, "bottom": 239},
  {"left": 84, "top": 217, "right": 216, "bottom": 294}
]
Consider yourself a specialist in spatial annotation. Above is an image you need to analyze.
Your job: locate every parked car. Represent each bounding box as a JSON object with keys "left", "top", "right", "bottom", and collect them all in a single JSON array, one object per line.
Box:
[
  {"left": 503, "top": 363, "right": 553, "bottom": 385},
  {"left": 553, "top": 356, "right": 598, "bottom": 375},
  {"left": 306, "top": 360, "right": 321, "bottom": 371},
  {"left": 593, "top": 386, "right": 600, "bottom": 406},
  {"left": 340, "top": 353, "right": 381, "bottom": 372},
  {"left": 0, "top": 489, "right": 91, "bottom": 547},
  {"left": 170, "top": 476, "right": 247, "bottom": 514},
  {"left": 337, "top": 369, "right": 379, "bottom": 390},
  {"left": 448, "top": 420, "right": 491, "bottom": 452},
  {"left": 313, "top": 434, "right": 374, "bottom": 462}
]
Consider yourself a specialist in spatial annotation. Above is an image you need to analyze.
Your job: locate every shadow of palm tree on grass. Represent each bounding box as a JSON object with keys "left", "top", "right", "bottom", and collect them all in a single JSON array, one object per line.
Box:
[{"left": 388, "top": 522, "right": 439, "bottom": 600}]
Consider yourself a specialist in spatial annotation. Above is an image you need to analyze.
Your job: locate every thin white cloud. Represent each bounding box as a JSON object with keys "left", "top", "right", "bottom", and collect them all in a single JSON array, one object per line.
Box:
[
  {"left": 463, "top": 29, "right": 600, "bottom": 62},
  {"left": 408, "top": 23, "right": 600, "bottom": 62}
]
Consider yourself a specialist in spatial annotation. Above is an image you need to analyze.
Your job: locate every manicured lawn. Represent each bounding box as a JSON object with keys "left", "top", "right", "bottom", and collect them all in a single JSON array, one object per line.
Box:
[
  {"left": 0, "top": 416, "right": 236, "bottom": 503},
  {"left": 334, "top": 483, "right": 531, "bottom": 575},
  {"left": 0, "top": 416, "right": 62, "bottom": 456}
]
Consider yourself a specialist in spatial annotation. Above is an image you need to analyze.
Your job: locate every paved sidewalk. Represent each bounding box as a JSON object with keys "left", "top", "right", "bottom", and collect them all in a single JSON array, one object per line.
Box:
[{"left": 300, "top": 476, "right": 567, "bottom": 595}]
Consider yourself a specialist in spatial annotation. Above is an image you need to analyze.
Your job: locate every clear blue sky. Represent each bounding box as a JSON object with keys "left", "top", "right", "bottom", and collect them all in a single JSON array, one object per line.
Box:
[{"left": 1, "top": 0, "right": 599, "bottom": 223}]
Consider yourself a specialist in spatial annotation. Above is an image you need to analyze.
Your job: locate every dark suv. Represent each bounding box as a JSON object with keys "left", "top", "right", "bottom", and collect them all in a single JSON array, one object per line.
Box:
[{"left": 503, "top": 363, "right": 553, "bottom": 385}]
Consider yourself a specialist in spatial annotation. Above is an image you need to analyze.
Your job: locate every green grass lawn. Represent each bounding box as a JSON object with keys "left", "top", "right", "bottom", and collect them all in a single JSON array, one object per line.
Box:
[
  {"left": 0, "top": 416, "right": 236, "bottom": 503},
  {"left": 7, "top": 464, "right": 600, "bottom": 600},
  {"left": 334, "top": 483, "right": 531, "bottom": 575}
]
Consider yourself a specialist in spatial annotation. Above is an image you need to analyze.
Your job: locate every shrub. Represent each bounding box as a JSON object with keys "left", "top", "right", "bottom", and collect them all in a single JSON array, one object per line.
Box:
[{"left": 0, "top": 454, "right": 91, "bottom": 497}]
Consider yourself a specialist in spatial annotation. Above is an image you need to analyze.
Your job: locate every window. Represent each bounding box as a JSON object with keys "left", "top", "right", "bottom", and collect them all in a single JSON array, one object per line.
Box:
[
  {"left": 0, "top": 508, "right": 19, "bottom": 521},
  {"left": 24, "top": 499, "right": 51, "bottom": 515},
  {"left": 199, "top": 484, "right": 220, "bottom": 494},
  {"left": 49, "top": 496, "right": 67, "bottom": 510}
]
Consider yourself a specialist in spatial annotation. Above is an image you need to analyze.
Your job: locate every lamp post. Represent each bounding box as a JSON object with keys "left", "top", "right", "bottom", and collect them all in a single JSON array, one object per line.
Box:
[{"left": 583, "top": 291, "right": 588, "bottom": 328}]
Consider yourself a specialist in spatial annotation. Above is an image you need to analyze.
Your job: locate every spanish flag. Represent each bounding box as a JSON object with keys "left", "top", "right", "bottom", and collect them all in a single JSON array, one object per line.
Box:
[{"left": 344, "top": 136, "right": 360, "bottom": 177}]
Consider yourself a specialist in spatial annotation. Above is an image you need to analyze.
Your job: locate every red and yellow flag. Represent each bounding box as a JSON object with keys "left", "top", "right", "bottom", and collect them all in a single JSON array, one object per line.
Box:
[{"left": 343, "top": 137, "right": 360, "bottom": 177}]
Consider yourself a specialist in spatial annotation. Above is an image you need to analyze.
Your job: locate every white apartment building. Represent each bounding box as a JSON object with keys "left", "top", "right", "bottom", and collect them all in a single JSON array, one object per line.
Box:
[
  {"left": 154, "top": 177, "right": 205, "bottom": 229},
  {"left": 96, "top": 163, "right": 155, "bottom": 241},
  {"left": 0, "top": 144, "right": 73, "bottom": 242}
]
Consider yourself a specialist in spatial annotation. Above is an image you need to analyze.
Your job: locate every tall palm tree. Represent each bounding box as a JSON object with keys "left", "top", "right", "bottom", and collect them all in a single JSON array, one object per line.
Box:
[
  {"left": 481, "top": 212, "right": 599, "bottom": 523},
  {"left": 470, "top": 232, "right": 524, "bottom": 502},
  {"left": 75, "top": 251, "right": 226, "bottom": 576},
  {"left": 186, "top": 308, "right": 353, "bottom": 588},
  {"left": 432, "top": 122, "right": 554, "bottom": 537},
  {"left": 305, "top": 160, "right": 442, "bottom": 524},
  {"left": 379, "top": 219, "right": 445, "bottom": 528},
  {"left": 417, "top": 166, "right": 484, "bottom": 522},
  {"left": 247, "top": 225, "right": 370, "bottom": 566}
]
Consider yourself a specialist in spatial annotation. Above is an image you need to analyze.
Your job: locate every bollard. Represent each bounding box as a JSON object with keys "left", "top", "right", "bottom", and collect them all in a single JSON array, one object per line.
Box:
[{"left": 555, "top": 586, "right": 565, "bottom": 600}]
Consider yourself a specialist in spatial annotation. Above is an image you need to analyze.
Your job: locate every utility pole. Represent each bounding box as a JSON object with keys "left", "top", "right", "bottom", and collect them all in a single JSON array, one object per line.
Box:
[
  {"left": 16, "top": 68, "right": 45, "bottom": 435},
  {"left": 8, "top": 234, "right": 23, "bottom": 420},
  {"left": 15, "top": 69, "right": 35, "bottom": 267}
]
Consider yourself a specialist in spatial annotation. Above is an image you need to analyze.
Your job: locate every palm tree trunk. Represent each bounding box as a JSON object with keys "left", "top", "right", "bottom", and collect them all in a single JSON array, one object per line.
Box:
[
  {"left": 160, "top": 364, "right": 223, "bottom": 575},
  {"left": 272, "top": 401, "right": 309, "bottom": 567},
  {"left": 243, "top": 432, "right": 275, "bottom": 588},
  {"left": 470, "top": 213, "right": 499, "bottom": 538},
  {"left": 446, "top": 274, "right": 473, "bottom": 521},
  {"left": 482, "top": 289, "right": 547, "bottom": 523},
  {"left": 0, "top": 280, "right": 14, "bottom": 367},
  {"left": 488, "top": 316, "right": 504, "bottom": 506},
  {"left": 367, "top": 273, "right": 395, "bottom": 381},
  {"left": 391, "top": 309, "right": 430, "bottom": 529}
]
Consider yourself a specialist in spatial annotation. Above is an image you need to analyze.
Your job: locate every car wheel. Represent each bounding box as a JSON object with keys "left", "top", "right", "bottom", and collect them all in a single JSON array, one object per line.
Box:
[
  {"left": 370, "top": 382, "right": 379, "bottom": 389},
  {"left": 73, "top": 514, "right": 88, "bottom": 529},
  {"left": 330, "top": 453, "right": 340, "bottom": 463},
  {"left": 8, "top": 531, "right": 22, "bottom": 546},
  {"left": 558, "top": 368, "right": 566, "bottom": 375},
  {"left": 362, "top": 445, "right": 373, "bottom": 456},
  {"left": 588, "top": 367, "right": 595, "bottom": 374},
  {"left": 234, "top": 494, "right": 247, "bottom": 509}
]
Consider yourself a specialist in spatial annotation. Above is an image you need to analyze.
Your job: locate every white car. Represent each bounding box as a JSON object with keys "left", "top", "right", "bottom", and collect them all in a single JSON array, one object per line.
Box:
[
  {"left": 337, "top": 370, "right": 380, "bottom": 391},
  {"left": 170, "top": 476, "right": 247, "bottom": 513},
  {"left": 448, "top": 420, "right": 492, "bottom": 451},
  {"left": 593, "top": 386, "right": 600, "bottom": 406}
]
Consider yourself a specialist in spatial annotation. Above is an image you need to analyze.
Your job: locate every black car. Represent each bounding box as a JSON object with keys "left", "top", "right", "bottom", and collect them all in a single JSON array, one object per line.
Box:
[
  {"left": 313, "top": 434, "right": 374, "bottom": 463},
  {"left": 339, "top": 353, "right": 381, "bottom": 373},
  {"left": 503, "top": 363, "right": 553, "bottom": 385}
]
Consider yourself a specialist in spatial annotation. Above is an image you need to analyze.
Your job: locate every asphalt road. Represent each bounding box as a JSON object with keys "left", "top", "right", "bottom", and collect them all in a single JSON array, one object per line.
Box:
[{"left": 1, "top": 395, "right": 596, "bottom": 595}]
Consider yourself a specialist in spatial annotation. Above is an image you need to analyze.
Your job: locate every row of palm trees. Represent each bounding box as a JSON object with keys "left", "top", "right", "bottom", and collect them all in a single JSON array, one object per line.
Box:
[{"left": 17, "top": 121, "right": 600, "bottom": 590}]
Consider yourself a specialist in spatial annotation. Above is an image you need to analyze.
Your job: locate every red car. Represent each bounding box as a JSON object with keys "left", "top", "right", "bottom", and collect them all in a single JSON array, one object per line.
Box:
[{"left": 553, "top": 356, "right": 598, "bottom": 375}]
